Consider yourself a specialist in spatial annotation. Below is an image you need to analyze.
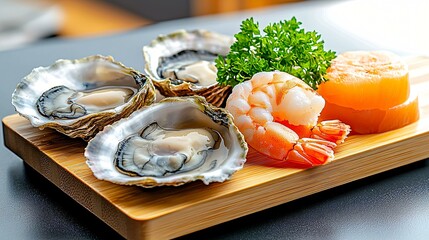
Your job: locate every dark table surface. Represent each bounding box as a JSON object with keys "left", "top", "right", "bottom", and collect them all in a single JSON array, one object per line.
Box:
[{"left": 1, "top": 0, "right": 429, "bottom": 239}]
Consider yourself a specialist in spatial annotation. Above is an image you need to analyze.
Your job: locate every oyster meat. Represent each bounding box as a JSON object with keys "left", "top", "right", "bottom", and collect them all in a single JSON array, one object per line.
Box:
[
  {"left": 12, "top": 55, "right": 156, "bottom": 139},
  {"left": 143, "top": 29, "right": 234, "bottom": 107},
  {"left": 157, "top": 50, "right": 218, "bottom": 86},
  {"left": 85, "top": 96, "right": 248, "bottom": 187}
]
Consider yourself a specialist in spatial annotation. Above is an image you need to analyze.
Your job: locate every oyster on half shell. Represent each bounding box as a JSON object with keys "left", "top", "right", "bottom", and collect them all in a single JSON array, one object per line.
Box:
[
  {"left": 85, "top": 96, "right": 248, "bottom": 187},
  {"left": 143, "top": 29, "right": 234, "bottom": 107},
  {"left": 12, "top": 55, "right": 156, "bottom": 139}
]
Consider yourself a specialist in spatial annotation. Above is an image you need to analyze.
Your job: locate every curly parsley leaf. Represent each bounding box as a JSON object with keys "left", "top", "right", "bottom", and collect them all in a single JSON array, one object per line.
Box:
[{"left": 215, "top": 17, "right": 336, "bottom": 89}]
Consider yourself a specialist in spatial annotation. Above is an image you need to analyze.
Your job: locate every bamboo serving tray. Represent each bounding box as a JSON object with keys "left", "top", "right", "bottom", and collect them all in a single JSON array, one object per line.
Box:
[{"left": 3, "top": 57, "right": 429, "bottom": 240}]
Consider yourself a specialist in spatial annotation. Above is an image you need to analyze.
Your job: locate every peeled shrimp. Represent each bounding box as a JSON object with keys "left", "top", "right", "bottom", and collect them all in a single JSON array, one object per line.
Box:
[{"left": 225, "top": 71, "right": 350, "bottom": 168}]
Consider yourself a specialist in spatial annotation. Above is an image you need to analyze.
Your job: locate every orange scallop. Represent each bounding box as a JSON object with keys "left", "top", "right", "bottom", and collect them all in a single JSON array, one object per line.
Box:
[
  {"left": 320, "top": 92, "right": 419, "bottom": 134},
  {"left": 317, "top": 50, "right": 420, "bottom": 134},
  {"left": 317, "top": 51, "right": 410, "bottom": 110}
]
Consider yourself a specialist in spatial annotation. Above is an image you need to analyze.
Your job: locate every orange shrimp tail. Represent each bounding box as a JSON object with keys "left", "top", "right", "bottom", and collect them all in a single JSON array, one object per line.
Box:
[
  {"left": 285, "top": 138, "right": 336, "bottom": 168},
  {"left": 311, "top": 120, "right": 351, "bottom": 144}
]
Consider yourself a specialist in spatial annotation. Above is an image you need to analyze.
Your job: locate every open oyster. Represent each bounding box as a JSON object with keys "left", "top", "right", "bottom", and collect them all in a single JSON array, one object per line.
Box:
[
  {"left": 12, "top": 55, "right": 156, "bottom": 139},
  {"left": 143, "top": 29, "right": 234, "bottom": 107},
  {"left": 85, "top": 96, "right": 248, "bottom": 187}
]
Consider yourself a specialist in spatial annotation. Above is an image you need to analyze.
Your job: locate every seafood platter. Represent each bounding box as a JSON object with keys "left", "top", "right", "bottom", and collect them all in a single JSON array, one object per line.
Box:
[{"left": 4, "top": 17, "right": 429, "bottom": 239}]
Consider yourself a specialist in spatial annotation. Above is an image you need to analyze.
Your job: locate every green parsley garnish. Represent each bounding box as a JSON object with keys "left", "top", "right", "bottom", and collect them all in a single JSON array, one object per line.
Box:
[{"left": 215, "top": 17, "right": 336, "bottom": 89}]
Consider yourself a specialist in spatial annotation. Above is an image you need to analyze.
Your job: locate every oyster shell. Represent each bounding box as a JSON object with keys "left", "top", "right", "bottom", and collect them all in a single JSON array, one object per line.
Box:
[
  {"left": 12, "top": 55, "right": 156, "bottom": 139},
  {"left": 85, "top": 96, "right": 248, "bottom": 187},
  {"left": 143, "top": 29, "right": 233, "bottom": 107}
]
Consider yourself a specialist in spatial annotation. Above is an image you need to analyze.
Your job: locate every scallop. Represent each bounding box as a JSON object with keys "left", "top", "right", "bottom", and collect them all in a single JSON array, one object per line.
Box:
[
  {"left": 12, "top": 55, "right": 156, "bottom": 139},
  {"left": 143, "top": 29, "right": 234, "bottom": 107},
  {"left": 85, "top": 96, "right": 248, "bottom": 187}
]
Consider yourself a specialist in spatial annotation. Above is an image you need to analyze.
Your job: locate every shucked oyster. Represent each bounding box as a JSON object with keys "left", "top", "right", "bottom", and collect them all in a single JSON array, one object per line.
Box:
[
  {"left": 85, "top": 96, "right": 248, "bottom": 187},
  {"left": 143, "top": 29, "right": 234, "bottom": 107},
  {"left": 12, "top": 55, "right": 156, "bottom": 139}
]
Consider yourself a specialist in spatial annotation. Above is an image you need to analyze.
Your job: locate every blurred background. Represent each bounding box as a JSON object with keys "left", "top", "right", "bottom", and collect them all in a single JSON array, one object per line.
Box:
[{"left": 0, "top": 0, "right": 302, "bottom": 51}]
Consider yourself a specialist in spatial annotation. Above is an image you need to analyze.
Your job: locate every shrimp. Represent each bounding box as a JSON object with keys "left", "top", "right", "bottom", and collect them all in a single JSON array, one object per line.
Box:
[{"left": 225, "top": 71, "right": 350, "bottom": 168}]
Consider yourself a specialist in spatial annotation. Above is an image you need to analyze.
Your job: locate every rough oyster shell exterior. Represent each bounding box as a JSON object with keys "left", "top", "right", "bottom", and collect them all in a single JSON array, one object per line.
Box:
[
  {"left": 143, "top": 29, "right": 233, "bottom": 107},
  {"left": 85, "top": 96, "right": 248, "bottom": 187},
  {"left": 12, "top": 55, "right": 156, "bottom": 139}
]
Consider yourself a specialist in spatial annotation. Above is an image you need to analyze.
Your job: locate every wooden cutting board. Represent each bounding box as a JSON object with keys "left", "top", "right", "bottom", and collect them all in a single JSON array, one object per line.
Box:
[{"left": 4, "top": 56, "right": 429, "bottom": 240}]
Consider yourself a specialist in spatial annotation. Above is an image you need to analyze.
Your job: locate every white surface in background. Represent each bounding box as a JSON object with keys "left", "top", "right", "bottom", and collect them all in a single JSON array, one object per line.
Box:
[
  {"left": 0, "top": 0, "right": 62, "bottom": 51},
  {"left": 325, "top": 0, "right": 429, "bottom": 55}
]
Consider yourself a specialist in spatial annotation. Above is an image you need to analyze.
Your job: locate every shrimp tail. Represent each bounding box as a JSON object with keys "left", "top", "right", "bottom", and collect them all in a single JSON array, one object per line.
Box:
[
  {"left": 311, "top": 120, "right": 351, "bottom": 144},
  {"left": 285, "top": 138, "right": 336, "bottom": 168}
]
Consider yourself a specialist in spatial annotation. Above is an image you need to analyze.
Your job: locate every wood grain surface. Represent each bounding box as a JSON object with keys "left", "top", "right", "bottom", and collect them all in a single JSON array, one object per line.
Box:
[{"left": 3, "top": 57, "right": 429, "bottom": 240}]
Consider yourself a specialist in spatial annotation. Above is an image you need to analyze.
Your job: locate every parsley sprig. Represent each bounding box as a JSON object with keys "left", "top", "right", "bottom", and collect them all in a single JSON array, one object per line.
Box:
[{"left": 215, "top": 17, "right": 336, "bottom": 89}]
